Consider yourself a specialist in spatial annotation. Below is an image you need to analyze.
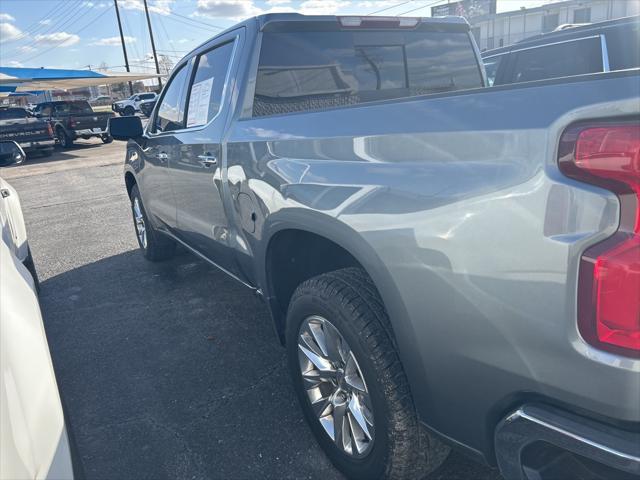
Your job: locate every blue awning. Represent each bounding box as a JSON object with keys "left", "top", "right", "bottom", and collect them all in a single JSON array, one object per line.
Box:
[{"left": 0, "top": 67, "right": 160, "bottom": 95}]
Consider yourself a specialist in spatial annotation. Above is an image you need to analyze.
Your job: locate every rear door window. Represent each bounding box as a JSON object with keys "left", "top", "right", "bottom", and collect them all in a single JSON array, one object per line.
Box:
[
  {"left": 253, "top": 30, "right": 483, "bottom": 117},
  {"left": 508, "top": 36, "right": 603, "bottom": 83},
  {"left": 184, "top": 41, "right": 235, "bottom": 128}
]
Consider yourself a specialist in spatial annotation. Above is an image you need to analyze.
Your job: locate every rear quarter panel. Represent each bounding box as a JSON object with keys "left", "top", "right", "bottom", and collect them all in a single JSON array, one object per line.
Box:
[{"left": 225, "top": 71, "right": 640, "bottom": 458}]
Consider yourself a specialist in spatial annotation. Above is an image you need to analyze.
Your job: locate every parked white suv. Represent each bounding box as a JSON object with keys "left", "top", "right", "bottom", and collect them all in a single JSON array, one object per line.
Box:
[{"left": 112, "top": 92, "right": 157, "bottom": 116}]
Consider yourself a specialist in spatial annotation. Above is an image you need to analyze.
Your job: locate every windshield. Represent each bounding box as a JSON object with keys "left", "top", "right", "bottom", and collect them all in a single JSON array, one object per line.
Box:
[
  {"left": 56, "top": 101, "right": 94, "bottom": 114},
  {"left": 0, "top": 108, "right": 30, "bottom": 120}
]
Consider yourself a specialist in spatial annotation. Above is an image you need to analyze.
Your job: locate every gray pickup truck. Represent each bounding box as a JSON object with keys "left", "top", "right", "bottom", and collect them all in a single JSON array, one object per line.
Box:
[{"left": 109, "top": 13, "right": 640, "bottom": 480}]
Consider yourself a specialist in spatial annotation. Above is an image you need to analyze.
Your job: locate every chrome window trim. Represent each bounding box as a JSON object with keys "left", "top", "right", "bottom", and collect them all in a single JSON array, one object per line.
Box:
[{"left": 147, "top": 34, "right": 240, "bottom": 138}]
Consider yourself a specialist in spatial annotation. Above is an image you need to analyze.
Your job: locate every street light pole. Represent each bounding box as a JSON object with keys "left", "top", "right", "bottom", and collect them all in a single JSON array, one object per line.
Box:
[
  {"left": 113, "top": 0, "right": 134, "bottom": 96},
  {"left": 143, "top": 0, "right": 163, "bottom": 90}
]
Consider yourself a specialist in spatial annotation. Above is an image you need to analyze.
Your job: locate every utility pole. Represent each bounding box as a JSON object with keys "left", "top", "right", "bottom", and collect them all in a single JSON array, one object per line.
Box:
[
  {"left": 114, "top": 0, "right": 133, "bottom": 95},
  {"left": 143, "top": 0, "right": 162, "bottom": 90}
]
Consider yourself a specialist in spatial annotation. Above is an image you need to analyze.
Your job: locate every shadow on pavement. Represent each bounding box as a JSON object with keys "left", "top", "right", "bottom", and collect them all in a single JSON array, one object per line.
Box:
[{"left": 40, "top": 248, "right": 501, "bottom": 480}]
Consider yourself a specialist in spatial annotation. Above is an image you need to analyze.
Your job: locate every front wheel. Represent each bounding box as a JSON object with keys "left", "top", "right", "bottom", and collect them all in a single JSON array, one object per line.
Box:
[
  {"left": 130, "top": 185, "right": 175, "bottom": 261},
  {"left": 123, "top": 106, "right": 135, "bottom": 116},
  {"left": 101, "top": 134, "right": 113, "bottom": 144},
  {"left": 286, "top": 267, "right": 450, "bottom": 479}
]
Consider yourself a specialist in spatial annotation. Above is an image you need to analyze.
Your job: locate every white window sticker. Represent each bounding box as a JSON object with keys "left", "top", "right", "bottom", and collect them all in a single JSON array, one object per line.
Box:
[{"left": 187, "top": 77, "right": 214, "bottom": 127}]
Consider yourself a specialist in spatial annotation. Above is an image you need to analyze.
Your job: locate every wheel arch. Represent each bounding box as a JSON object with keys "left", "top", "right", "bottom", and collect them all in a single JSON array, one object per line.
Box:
[
  {"left": 124, "top": 170, "right": 137, "bottom": 198},
  {"left": 258, "top": 211, "right": 425, "bottom": 390}
]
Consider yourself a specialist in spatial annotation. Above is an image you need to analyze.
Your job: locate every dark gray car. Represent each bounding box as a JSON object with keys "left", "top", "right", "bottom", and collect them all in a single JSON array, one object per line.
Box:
[{"left": 109, "top": 13, "right": 640, "bottom": 480}]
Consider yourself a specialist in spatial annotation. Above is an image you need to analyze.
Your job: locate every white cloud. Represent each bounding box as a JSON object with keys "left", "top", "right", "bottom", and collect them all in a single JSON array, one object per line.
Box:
[
  {"left": 34, "top": 31, "right": 81, "bottom": 47},
  {"left": 0, "top": 22, "right": 22, "bottom": 41},
  {"left": 39, "top": 19, "right": 52, "bottom": 25},
  {"left": 83, "top": 1, "right": 113, "bottom": 7},
  {"left": 266, "top": 0, "right": 291, "bottom": 4},
  {"left": 195, "top": 0, "right": 261, "bottom": 19},
  {"left": 299, "top": 0, "right": 351, "bottom": 15},
  {"left": 17, "top": 45, "right": 36, "bottom": 53},
  {"left": 0, "top": 13, "right": 15, "bottom": 21},
  {"left": 6, "top": 60, "right": 23, "bottom": 67},
  {"left": 90, "top": 35, "right": 136, "bottom": 46},
  {"left": 118, "top": 0, "right": 173, "bottom": 15}
]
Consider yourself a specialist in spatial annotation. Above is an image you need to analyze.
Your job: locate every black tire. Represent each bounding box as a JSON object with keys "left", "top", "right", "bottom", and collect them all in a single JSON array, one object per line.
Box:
[
  {"left": 124, "top": 106, "right": 135, "bottom": 116},
  {"left": 130, "top": 184, "right": 175, "bottom": 261},
  {"left": 286, "top": 267, "right": 450, "bottom": 480},
  {"left": 23, "top": 247, "right": 40, "bottom": 294},
  {"left": 56, "top": 127, "right": 73, "bottom": 148},
  {"left": 101, "top": 134, "right": 113, "bottom": 144}
]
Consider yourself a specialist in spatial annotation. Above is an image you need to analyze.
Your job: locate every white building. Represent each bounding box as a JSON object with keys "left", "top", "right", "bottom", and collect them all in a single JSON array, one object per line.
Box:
[{"left": 470, "top": 0, "right": 640, "bottom": 50}]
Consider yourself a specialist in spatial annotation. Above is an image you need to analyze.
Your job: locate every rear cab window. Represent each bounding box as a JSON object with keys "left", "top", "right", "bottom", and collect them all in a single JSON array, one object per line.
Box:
[
  {"left": 253, "top": 23, "right": 484, "bottom": 117},
  {"left": 55, "top": 101, "right": 94, "bottom": 115},
  {"left": 0, "top": 108, "right": 29, "bottom": 120}
]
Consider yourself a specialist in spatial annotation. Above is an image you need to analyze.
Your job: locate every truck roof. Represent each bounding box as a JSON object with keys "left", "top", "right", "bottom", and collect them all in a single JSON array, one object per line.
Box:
[
  {"left": 183, "top": 13, "right": 470, "bottom": 61},
  {"left": 255, "top": 12, "right": 469, "bottom": 30}
]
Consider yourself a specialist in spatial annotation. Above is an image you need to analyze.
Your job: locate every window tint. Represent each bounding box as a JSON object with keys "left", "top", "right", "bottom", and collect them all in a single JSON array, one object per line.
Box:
[
  {"left": 185, "top": 41, "right": 234, "bottom": 128},
  {"left": 0, "top": 108, "right": 29, "bottom": 119},
  {"left": 154, "top": 64, "right": 188, "bottom": 133},
  {"left": 254, "top": 30, "right": 483, "bottom": 117},
  {"left": 509, "top": 36, "right": 602, "bottom": 84},
  {"left": 483, "top": 55, "right": 504, "bottom": 86},
  {"left": 605, "top": 23, "right": 640, "bottom": 71},
  {"left": 140, "top": 93, "right": 155, "bottom": 100},
  {"left": 55, "top": 101, "right": 93, "bottom": 114},
  {"left": 38, "top": 105, "right": 52, "bottom": 116}
]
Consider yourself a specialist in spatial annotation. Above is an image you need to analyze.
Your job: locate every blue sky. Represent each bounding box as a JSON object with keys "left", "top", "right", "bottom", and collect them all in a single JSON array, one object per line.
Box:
[{"left": 1, "top": 0, "right": 553, "bottom": 72}]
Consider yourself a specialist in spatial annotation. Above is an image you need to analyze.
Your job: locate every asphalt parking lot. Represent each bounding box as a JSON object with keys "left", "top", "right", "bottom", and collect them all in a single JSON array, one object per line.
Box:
[{"left": 1, "top": 139, "right": 503, "bottom": 480}]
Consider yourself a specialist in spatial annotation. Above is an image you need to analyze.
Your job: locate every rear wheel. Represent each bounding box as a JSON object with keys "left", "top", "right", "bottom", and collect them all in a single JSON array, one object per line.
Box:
[
  {"left": 101, "top": 134, "right": 113, "bottom": 144},
  {"left": 286, "top": 267, "right": 450, "bottom": 479},
  {"left": 56, "top": 127, "right": 73, "bottom": 148},
  {"left": 130, "top": 184, "right": 175, "bottom": 261}
]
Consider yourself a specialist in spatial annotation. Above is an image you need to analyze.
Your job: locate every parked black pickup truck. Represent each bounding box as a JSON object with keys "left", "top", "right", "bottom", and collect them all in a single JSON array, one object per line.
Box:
[
  {"left": 0, "top": 107, "right": 55, "bottom": 162},
  {"left": 32, "top": 100, "right": 114, "bottom": 148}
]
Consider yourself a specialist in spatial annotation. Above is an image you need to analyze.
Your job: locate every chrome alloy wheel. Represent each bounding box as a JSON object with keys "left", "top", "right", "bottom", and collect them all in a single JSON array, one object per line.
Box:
[
  {"left": 298, "top": 315, "right": 375, "bottom": 457},
  {"left": 132, "top": 197, "right": 147, "bottom": 249}
]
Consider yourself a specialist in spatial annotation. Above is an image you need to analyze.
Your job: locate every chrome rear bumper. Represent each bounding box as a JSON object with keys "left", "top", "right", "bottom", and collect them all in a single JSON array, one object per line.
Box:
[{"left": 495, "top": 404, "right": 639, "bottom": 479}]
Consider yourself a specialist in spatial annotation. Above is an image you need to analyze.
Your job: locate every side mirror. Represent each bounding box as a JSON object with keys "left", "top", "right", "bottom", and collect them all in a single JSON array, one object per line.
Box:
[
  {"left": 108, "top": 116, "right": 144, "bottom": 141},
  {"left": 0, "top": 141, "right": 26, "bottom": 166}
]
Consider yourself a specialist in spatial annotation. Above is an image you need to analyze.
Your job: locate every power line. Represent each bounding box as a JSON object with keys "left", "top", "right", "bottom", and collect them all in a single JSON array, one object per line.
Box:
[
  {"left": 397, "top": 0, "right": 445, "bottom": 16},
  {"left": 19, "top": 5, "right": 115, "bottom": 64},
  {"left": 5, "top": 0, "right": 64, "bottom": 42},
  {"left": 3, "top": 0, "right": 84, "bottom": 58},
  {"left": 367, "top": 1, "right": 413, "bottom": 16},
  {"left": 167, "top": 10, "right": 225, "bottom": 30}
]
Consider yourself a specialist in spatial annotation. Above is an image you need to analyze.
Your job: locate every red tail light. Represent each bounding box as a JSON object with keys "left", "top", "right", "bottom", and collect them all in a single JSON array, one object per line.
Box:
[
  {"left": 47, "top": 123, "right": 53, "bottom": 137},
  {"left": 559, "top": 123, "right": 640, "bottom": 357}
]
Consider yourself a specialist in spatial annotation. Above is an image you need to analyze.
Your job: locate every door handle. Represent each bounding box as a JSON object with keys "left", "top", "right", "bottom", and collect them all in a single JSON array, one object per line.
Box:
[
  {"left": 157, "top": 152, "right": 168, "bottom": 162},
  {"left": 198, "top": 154, "right": 218, "bottom": 168}
]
